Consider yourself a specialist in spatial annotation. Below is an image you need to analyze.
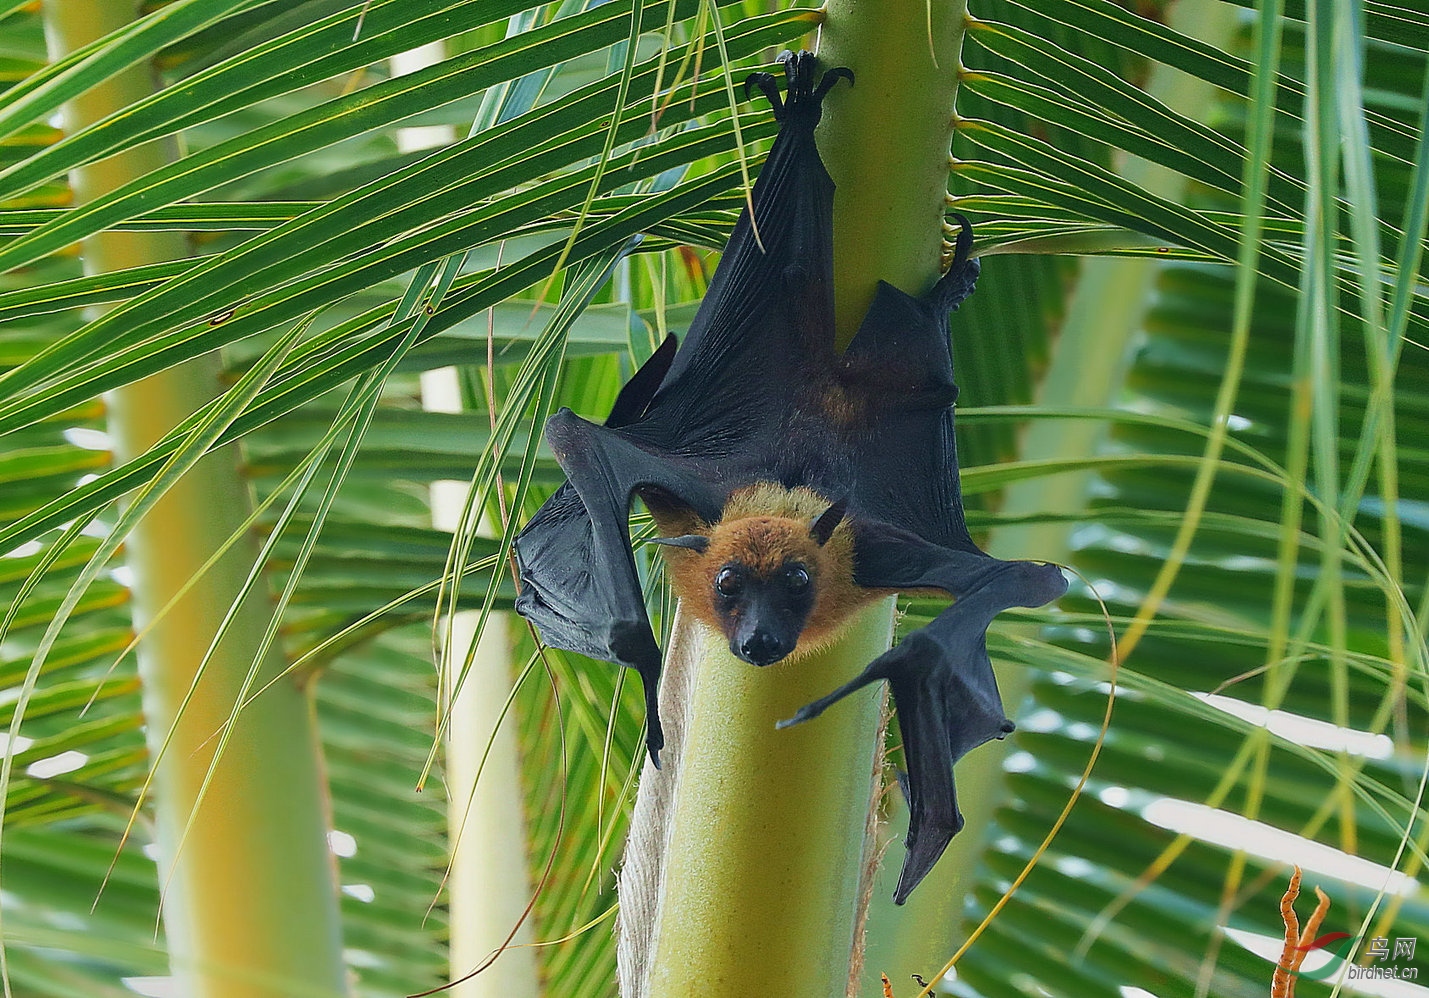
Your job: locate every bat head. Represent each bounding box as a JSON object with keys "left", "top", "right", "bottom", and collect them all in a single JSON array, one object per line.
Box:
[{"left": 655, "top": 499, "right": 849, "bottom": 667}]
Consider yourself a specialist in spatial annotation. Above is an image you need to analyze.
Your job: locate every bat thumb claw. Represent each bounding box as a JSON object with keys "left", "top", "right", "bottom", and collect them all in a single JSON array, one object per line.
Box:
[
  {"left": 780, "top": 666, "right": 884, "bottom": 731},
  {"left": 946, "top": 212, "right": 975, "bottom": 266},
  {"left": 774, "top": 711, "right": 811, "bottom": 730},
  {"left": 643, "top": 697, "right": 666, "bottom": 769},
  {"left": 776, "top": 694, "right": 836, "bottom": 729}
]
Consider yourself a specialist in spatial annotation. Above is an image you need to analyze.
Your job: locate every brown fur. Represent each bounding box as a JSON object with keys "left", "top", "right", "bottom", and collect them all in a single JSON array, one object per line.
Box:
[
  {"left": 644, "top": 492, "right": 705, "bottom": 540},
  {"left": 654, "top": 484, "right": 879, "bottom": 656},
  {"left": 819, "top": 383, "right": 864, "bottom": 429}
]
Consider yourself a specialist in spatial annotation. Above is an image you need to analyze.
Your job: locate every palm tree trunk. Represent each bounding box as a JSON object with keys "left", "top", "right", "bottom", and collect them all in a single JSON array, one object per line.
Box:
[
  {"left": 421, "top": 373, "right": 538, "bottom": 998},
  {"left": 42, "top": 4, "right": 348, "bottom": 995},
  {"left": 617, "top": 4, "right": 969, "bottom": 995},
  {"left": 394, "top": 38, "right": 540, "bottom": 995}
]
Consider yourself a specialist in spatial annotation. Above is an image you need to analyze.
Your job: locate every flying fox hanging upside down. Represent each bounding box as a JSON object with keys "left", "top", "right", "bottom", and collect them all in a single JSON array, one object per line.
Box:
[{"left": 513, "top": 51, "right": 1067, "bottom": 903}]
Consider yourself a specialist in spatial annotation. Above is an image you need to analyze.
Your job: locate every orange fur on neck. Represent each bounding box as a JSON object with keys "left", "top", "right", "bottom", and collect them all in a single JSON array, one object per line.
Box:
[{"left": 654, "top": 484, "right": 876, "bottom": 656}]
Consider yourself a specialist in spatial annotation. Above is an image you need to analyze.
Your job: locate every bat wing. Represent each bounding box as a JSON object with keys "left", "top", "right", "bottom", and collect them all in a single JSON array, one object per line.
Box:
[
  {"left": 515, "top": 340, "right": 723, "bottom": 763},
  {"left": 840, "top": 218, "right": 982, "bottom": 551},
  {"left": 780, "top": 520, "right": 1067, "bottom": 903},
  {"left": 629, "top": 52, "right": 850, "bottom": 464}
]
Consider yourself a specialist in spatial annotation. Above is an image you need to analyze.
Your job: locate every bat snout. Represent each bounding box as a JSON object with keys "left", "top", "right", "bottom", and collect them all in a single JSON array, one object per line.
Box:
[
  {"left": 732, "top": 624, "right": 795, "bottom": 667},
  {"left": 720, "top": 575, "right": 813, "bottom": 667}
]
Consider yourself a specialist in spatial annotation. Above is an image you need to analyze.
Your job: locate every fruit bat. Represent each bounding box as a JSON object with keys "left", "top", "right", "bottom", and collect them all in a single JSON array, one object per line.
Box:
[{"left": 513, "top": 51, "right": 1067, "bottom": 903}]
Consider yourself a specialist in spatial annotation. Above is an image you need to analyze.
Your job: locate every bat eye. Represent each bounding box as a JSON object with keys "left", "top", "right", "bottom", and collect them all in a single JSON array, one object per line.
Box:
[
  {"left": 784, "top": 565, "right": 810, "bottom": 591},
  {"left": 715, "top": 567, "right": 742, "bottom": 598}
]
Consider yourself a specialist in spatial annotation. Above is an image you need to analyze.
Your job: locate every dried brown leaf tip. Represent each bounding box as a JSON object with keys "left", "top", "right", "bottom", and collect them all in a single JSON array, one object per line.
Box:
[{"left": 1274, "top": 866, "right": 1332, "bottom": 998}]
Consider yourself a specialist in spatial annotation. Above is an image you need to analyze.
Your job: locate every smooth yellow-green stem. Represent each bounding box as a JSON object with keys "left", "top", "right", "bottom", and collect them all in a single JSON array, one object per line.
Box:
[
  {"left": 43, "top": 5, "right": 347, "bottom": 996},
  {"left": 622, "top": 5, "right": 970, "bottom": 997},
  {"left": 421, "top": 375, "right": 538, "bottom": 998},
  {"left": 632, "top": 602, "right": 893, "bottom": 998},
  {"left": 820, "top": 0, "right": 969, "bottom": 348}
]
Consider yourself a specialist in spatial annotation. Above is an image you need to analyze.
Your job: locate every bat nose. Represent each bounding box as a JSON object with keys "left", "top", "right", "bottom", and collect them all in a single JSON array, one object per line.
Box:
[{"left": 737, "top": 629, "right": 789, "bottom": 667}]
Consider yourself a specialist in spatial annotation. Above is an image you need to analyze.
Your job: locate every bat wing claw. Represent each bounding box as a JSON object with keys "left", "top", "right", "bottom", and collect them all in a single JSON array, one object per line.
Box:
[{"left": 946, "top": 212, "right": 975, "bottom": 267}]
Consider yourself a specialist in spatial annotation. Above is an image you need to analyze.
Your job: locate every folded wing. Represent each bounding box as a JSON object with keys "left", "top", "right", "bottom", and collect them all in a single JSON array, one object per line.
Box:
[{"left": 781, "top": 520, "right": 1067, "bottom": 902}]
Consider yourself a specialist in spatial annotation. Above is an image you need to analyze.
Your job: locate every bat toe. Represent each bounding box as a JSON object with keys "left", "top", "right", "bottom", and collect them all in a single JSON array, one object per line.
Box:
[{"left": 745, "top": 51, "right": 852, "bottom": 124}]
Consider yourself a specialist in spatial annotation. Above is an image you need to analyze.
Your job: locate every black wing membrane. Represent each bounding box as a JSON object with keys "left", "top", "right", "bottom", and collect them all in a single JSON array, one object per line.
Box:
[
  {"left": 629, "top": 52, "right": 848, "bottom": 464},
  {"left": 783, "top": 522, "right": 1066, "bottom": 903},
  {"left": 514, "top": 53, "right": 852, "bottom": 763},
  {"left": 788, "top": 218, "right": 1067, "bottom": 902},
  {"left": 841, "top": 217, "right": 981, "bottom": 550},
  {"left": 605, "top": 332, "right": 678, "bottom": 428}
]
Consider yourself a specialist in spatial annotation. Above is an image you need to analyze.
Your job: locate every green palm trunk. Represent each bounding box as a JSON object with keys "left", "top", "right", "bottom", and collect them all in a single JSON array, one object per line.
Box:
[
  {"left": 618, "top": 5, "right": 972, "bottom": 995},
  {"left": 42, "top": 3, "right": 347, "bottom": 995}
]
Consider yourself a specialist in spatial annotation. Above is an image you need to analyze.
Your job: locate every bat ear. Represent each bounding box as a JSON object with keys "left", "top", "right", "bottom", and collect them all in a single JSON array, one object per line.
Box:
[
  {"left": 651, "top": 534, "right": 710, "bottom": 553},
  {"left": 809, "top": 499, "right": 848, "bottom": 547}
]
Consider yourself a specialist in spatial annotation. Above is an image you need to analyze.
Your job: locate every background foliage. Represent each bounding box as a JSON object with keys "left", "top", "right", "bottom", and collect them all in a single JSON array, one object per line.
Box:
[{"left": 0, "top": 0, "right": 1425, "bottom": 996}]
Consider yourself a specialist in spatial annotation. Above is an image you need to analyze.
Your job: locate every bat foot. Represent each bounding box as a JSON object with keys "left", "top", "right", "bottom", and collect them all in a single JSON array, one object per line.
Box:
[{"left": 744, "top": 51, "right": 852, "bottom": 124}]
